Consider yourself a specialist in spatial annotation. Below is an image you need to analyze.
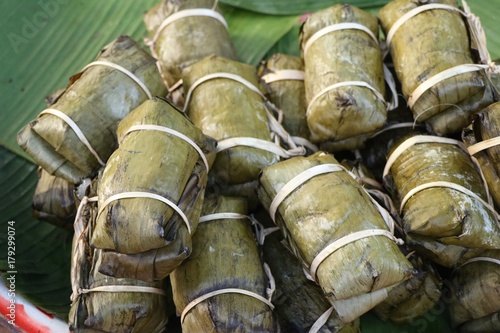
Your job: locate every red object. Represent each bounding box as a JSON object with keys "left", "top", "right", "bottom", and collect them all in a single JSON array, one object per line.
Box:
[{"left": 0, "top": 279, "right": 69, "bottom": 333}]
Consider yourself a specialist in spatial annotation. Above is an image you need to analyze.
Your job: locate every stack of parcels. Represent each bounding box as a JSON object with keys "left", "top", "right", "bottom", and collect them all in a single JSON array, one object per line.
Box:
[{"left": 16, "top": 0, "right": 500, "bottom": 331}]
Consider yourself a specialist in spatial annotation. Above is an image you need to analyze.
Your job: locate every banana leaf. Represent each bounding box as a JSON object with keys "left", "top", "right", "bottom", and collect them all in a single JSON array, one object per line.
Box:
[
  {"left": 144, "top": 0, "right": 237, "bottom": 92},
  {"left": 356, "top": 92, "right": 427, "bottom": 182},
  {"left": 16, "top": 35, "right": 167, "bottom": 184},
  {"left": 403, "top": 234, "right": 484, "bottom": 269},
  {"left": 373, "top": 251, "right": 442, "bottom": 323},
  {"left": 181, "top": 55, "right": 281, "bottom": 199},
  {"left": 491, "top": 64, "right": 500, "bottom": 93},
  {"left": 300, "top": 4, "right": 387, "bottom": 150},
  {"left": 258, "top": 152, "right": 414, "bottom": 323},
  {"left": 340, "top": 159, "right": 443, "bottom": 324},
  {"left": 448, "top": 250, "right": 500, "bottom": 333},
  {"left": 383, "top": 134, "right": 500, "bottom": 268},
  {"left": 91, "top": 97, "right": 217, "bottom": 282},
  {"left": 69, "top": 190, "right": 168, "bottom": 333},
  {"left": 339, "top": 159, "right": 386, "bottom": 193},
  {"left": 456, "top": 312, "right": 500, "bottom": 333},
  {"left": 219, "top": 0, "right": 391, "bottom": 15},
  {"left": 261, "top": 227, "right": 360, "bottom": 332},
  {"left": 170, "top": 195, "right": 279, "bottom": 332},
  {"left": 258, "top": 53, "right": 311, "bottom": 141},
  {"left": 32, "top": 168, "right": 78, "bottom": 229},
  {"left": 462, "top": 101, "right": 500, "bottom": 209},
  {"left": 343, "top": 172, "right": 449, "bottom": 327},
  {"left": 263, "top": 24, "right": 302, "bottom": 60},
  {"left": 340, "top": 158, "right": 401, "bottom": 221},
  {"left": 0, "top": 147, "right": 74, "bottom": 319},
  {"left": 462, "top": 127, "right": 500, "bottom": 210},
  {"left": 425, "top": 85, "right": 496, "bottom": 135},
  {"left": 378, "top": 0, "right": 495, "bottom": 135}
]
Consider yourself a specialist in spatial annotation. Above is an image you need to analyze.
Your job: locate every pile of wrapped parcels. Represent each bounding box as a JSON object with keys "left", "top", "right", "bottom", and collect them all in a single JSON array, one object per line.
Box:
[{"left": 18, "top": 0, "right": 500, "bottom": 332}]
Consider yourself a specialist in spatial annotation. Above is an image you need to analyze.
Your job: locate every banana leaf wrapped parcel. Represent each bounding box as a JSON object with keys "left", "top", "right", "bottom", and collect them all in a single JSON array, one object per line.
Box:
[
  {"left": 91, "top": 98, "right": 217, "bottom": 282},
  {"left": 69, "top": 185, "right": 168, "bottom": 333},
  {"left": 457, "top": 316, "right": 500, "bottom": 333},
  {"left": 32, "top": 168, "right": 78, "bottom": 229},
  {"left": 170, "top": 195, "right": 279, "bottom": 332},
  {"left": 144, "top": 0, "right": 237, "bottom": 93},
  {"left": 300, "top": 4, "right": 389, "bottom": 151},
  {"left": 383, "top": 135, "right": 500, "bottom": 267},
  {"left": 373, "top": 250, "right": 442, "bottom": 323},
  {"left": 339, "top": 159, "right": 386, "bottom": 194},
  {"left": 448, "top": 250, "right": 500, "bottom": 333},
  {"left": 17, "top": 35, "right": 166, "bottom": 184},
  {"left": 182, "top": 55, "right": 304, "bottom": 207},
  {"left": 258, "top": 53, "right": 314, "bottom": 150},
  {"left": 340, "top": 159, "right": 443, "bottom": 324},
  {"left": 260, "top": 225, "right": 360, "bottom": 333},
  {"left": 258, "top": 152, "right": 415, "bottom": 323},
  {"left": 357, "top": 96, "right": 427, "bottom": 182},
  {"left": 462, "top": 101, "right": 500, "bottom": 209},
  {"left": 379, "top": 0, "right": 496, "bottom": 135}
]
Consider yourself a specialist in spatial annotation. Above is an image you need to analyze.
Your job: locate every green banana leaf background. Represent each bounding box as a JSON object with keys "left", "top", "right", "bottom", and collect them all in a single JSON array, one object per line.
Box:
[{"left": 1, "top": 0, "right": 499, "bottom": 331}]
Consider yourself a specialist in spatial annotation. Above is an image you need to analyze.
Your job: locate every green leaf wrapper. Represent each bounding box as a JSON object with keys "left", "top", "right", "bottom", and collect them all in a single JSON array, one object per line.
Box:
[
  {"left": 301, "top": 4, "right": 387, "bottom": 150},
  {"left": 91, "top": 98, "right": 217, "bottom": 282},
  {"left": 258, "top": 152, "right": 414, "bottom": 322},
  {"left": 449, "top": 250, "right": 500, "bottom": 333},
  {"left": 462, "top": 101, "right": 500, "bottom": 209},
  {"left": 17, "top": 35, "right": 167, "bottom": 184},
  {"left": 171, "top": 195, "right": 279, "bottom": 332},
  {"left": 69, "top": 190, "right": 169, "bottom": 333},
  {"left": 144, "top": 0, "right": 237, "bottom": 90},
  {"left": 379, "top": 0, "right": 495, "bottom": 135},
  {"left": 384, "top": 135, "right": 500, "bottom": 267}
]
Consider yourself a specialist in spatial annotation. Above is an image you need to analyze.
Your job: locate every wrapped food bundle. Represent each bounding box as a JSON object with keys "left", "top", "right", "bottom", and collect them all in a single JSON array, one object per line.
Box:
[
  {"left": 449, "top": 250, "right": 500, "bottom": 333},
  {"left": 144, "top": 0, "right": 237, "bottom": 93},
  {"left": 373, "top": 250, "right": 442, "bottom": 323},
  {"left": 340, "top": 159, "right": 385, "bottom": 192},
  {"left": 339, "top": 158, "right": 402, "bottom": 222},
  {"left": 17, "top": 35, "right": 166, "bottom": 184},
  {"left": 340, "top": 159, "right": 443, "bottom": 323},
  {"left": 91, "top": 98, "right": 217, "bottom": 282},
  {"left": 32, "top": 168, "right": 78, "bottom": 229},
  {"left": 69, "top": 186, "right": 168, "bottom": 333},
  {"left": 300, "top": 4, "right": 389, "bottom": 151},
  {"left": 182, "top": 55, "right": 304, "bottom": 206},
  {"left": 260, "top": 226, "right": 360, "bottom": 333},
  {"left": 258, "top": 152, "right": 415, "bottom": 323},
  {"left": 170, "top": 195, "right": 279, "bottom": 332},
  {"left": 258, "top": 53, "right": 314, "bottom": 149},
  {"left": 379, "top": 0, "right": 496, "bottom": 135},
  {"left": 383, "top": 135, "right": 500, "bottom": 267},
  {"left": 357, "top": 97, "right": 426, "bottom": 181},
  {"left": 463, "top": 101, "right": 500, "bottom": 209}
]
